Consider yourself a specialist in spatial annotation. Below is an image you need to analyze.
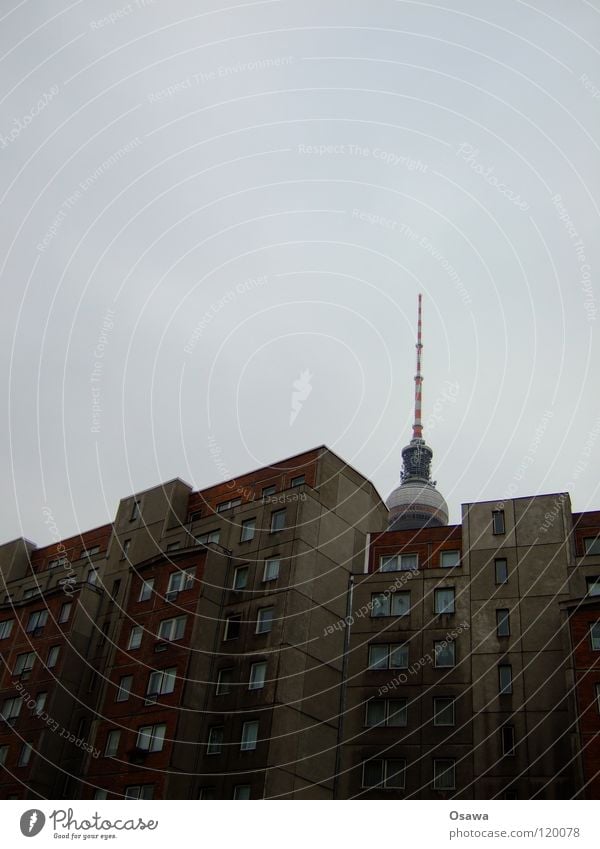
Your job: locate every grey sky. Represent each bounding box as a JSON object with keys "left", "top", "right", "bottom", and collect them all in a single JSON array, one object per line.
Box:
[{"left": 1, "top": 0, "right": 599, "bottom": 546}]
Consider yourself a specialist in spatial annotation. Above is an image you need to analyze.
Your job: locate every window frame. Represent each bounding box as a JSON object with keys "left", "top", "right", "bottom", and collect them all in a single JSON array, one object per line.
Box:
[
  {"left": 216, "top": 668, "right": 233, "bottom": 695},
  {"left": 433, "top": 758, "right": 456, "bottom": 790},
  {"left": 379, "top": 553, "right": 418, "bottom": 572},
  {"left": 501, "top": 725, "right": 515, "bottom": 756},
  {"left": 47, "top": 645, "right": 60, "bottom": 669},
  {"left": 433, "top": 697, "right": 455, "bottom": 727},
  {"left": 0, "top": 619, "right": 13, "bottom": 640},
  {"left": 584, "top": 537, "right": 600, "bottom": 555},
  {"left": 368, "top": 643, "right": 409, "bottom": 671},
  {"left": 128, "top": 626, "right": 143, "bottom": 650},
  {"left": 498, "top": 664, "right": 513, "bottom": 695},
  {"left": 248, "top": 661, "right": 267, "bottom": 691},
  {"left": 586, "top": 577, "right": 600, "bottom": 597},
  {"left": 26, "top": 609, "right": 48, "bottom": 633},
  {"left": 496, "top": 608, "right": 510, "bottom": 638},
  {"left": 105, "top": 730, "right": 120, "bottom": 757},
  {"left": 365, "top": 698, "right": 407, "bottom": 727},
  {"left": 207, "top": 725, "right": 224, "bottom": 755},
  {"left": 270, "top": 509, "right": 286, "bottom": 533},
  {"left": 263, "top": 558, "right": 280, "bottom": 582},
  {"left": 18, "top": 743, "right": 32, "bottom": 767},
  {"left": 138, "top": 579, "right": 154, "bottom": 602},
  {"left": 14, "top": 651, "right": 36, "bottom": 676},
  {"left": 136, "top": 723, "right": 166, "bottom": 753},
  {"left": 157, "top": 615, "right": 186, "bottom": 642},
  {"left": 434, "top": 641, "right": 456, "bottom": 668},
  {"left": 440, "top": 550, "right": 461, "bottom": 568},
  {"left": 494, "top": 558, "right": 509, "bottom": 584},
  {"left": 58, "top": 602, "right": 72, "bottom": 624},
  {"left": 240, "top": 518, "right": 256, "bottom": 542},
  {"left": 224, "top": 614, "right": 241, "bottom": 641},
  {"left": 290, "top": 475, "right": 305, "bottom": 487},
  {"left": 240, "top": 720, "right": 259, "bottom": 751},
  {"left": 146, "top": 667, "right": 176, "bottom": 698},
  {"left": 232, "top": 565, "right": 249, "bottom": 590},
  {"left": 256, "top": 607, "right": 274, "bottom": 634},
  {"left": 116, "top": 675, "right": 133, "bottom": 702},
  {"left": 492, "top": 510, "right": 505, "bottom": 534},
  {"left": 434, "top": 587, "right": 455, "bottom": 614}
]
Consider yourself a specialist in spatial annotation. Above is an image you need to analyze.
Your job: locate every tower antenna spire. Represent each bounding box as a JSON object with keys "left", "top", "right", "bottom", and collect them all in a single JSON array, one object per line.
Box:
[{"left": 413, "top": 293, "right": 423, "bottom": 440}]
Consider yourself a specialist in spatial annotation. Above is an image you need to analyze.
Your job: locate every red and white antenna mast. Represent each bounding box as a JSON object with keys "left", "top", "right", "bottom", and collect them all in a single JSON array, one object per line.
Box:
[{"left": 412, "top": 293, "right": 424, "bottom": 440}]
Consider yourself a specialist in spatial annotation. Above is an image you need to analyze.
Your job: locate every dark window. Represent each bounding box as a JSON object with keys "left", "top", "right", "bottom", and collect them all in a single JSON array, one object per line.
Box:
[
  {"left": 496, "top": 608, "right": 510, "bottom": 637},
  {"left": 492, "top": 510, "right": 505, "bottom": 534},
  {"left": 502, "top": 725, "right": 515, "bottom": 756},
  {"left": 433, "top": 758, "right": 455, "bottom": 790},
  {"left": 584, "top": 537, "right": 600, "bottom": 555},
  {"left": 495, "top": 558, "right": 508, "bottom": 584},
  {"left": 434, "top": 641, "right": 455, "bottom": 668},
  {"left": 224, "top": 615, "right": 241, "bottom": 640},
  {"left": 499, "top": 664, "right": 513, "bottom": 695},
  {"left": 586, "top": 577, "right": 600, "bottom": 597},
  {"left": 130, "top": 500, "right": 141, "bottom": 521},
  {"left": 433, "top": 697, "right": 455, "bottom": 726},
  {"left": 290, "top": 475, "right": 305, "bottom": 487}
]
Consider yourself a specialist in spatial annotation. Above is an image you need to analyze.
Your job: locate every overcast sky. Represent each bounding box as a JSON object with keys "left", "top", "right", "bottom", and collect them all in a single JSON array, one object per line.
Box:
[{"left": 1, "top": 0, "right": 599, "bottom": 546}]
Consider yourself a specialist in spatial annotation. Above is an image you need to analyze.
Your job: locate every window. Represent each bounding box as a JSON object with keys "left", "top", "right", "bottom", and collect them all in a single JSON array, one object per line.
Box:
[
  {"left": 34, "top": 693, "right": 47, "bottom": 715},
  {"left": 139, "top": 579, "right": 154, "bottom": 602},
  {"left": 167, "top": 567, "right": 195, "bottom": 596},
  {"left": 94, "top": 790, "right": 108, "bottom": 800},
  {"left": 290, "top": 475, "right": 305, "bottom": 487},
  {"left": 158, "top": 616, "right": 187, "bottom": 642},
  {"left": 116, "top": 675, "right": 133, "bottom": 702},
  {"left": 270, "top": 509, "right": 286, "bottom": 532},
  {"left": 233, "top": 566, "right": 249, "bottom": 590},
  {"left": 1, "top": 698, "right": 22, "bottom": 721},
  {"left": 434, "top": 588, "right": 455, "bottom": 614},
  {"left": 495, "top": 558, "right": 509, "bottom": 584},
  {"left": 499, "top": 664, "right": 513, "bottom": 695},
  {"left": 105, "top": 730, "right": 120, "bottom": 757},
  {"left": 18, "top": 743, "right": 32, "bottom": 767},
  {"left": 125, "top": 785, "right": 154, "bottom": 799},
  {"left": 233, "top": 785, "right": 251, "bottom": 799},
  {"left": 0, "top": 619, "right": 13, "bottom": 640},
  {"left": 121, "top": 539, "right": 131, "bottom": 559},
  {"left": 256, "top": 607, "right": 274, "bottom": 634},
  {"left": 216, "top": 668, "right": 233, "bottom": 695},
  {"left": 48, "top": 556, "right": 67, "bottom": 569},
  {"left": 496, "top": 609, "right": 510, "bottom": 637},
  {"left": 207, "top": 726, "right": 224, "bottom": 755},
  {"left": 249, "top": 662, "right": 267, "bottom": 690},
  {"left": 14, "top": 652, "right": 35, "bottom": 676},
  {"left": 434, "top": 641, "right": 455, "bottom": 668},
  {"left": 47, "top": 646, "right": 60, "bottom": 669},
  {"left": 217, "top": 497, "right": 241, "bottom": 513},
  {"left": 433, "top": 758, "right": 455, "bottom": 790},
  {"left": 0, "top": 746, "right": 8, "bottom": 766},
  {"left": 502, "top": 725, "right": 515, "bottom": 756},
  {"left": 23, "top": 587, "right": 41, "bottom": 599},
  {"left": 596, "top": 683, "right": 600, "bottom": 713},
  {"left": 263, "top": 558, "right": 280, "bottom": 582},
  {"left": 146, "top": 667, "right": 176, "bottom": 698},
  {"left": 196, "top": 530, "right": 220, "bottom": 546},
  {"left": 81, "top": 545, "right": 100, "bottom": 558},
  {"left": 380, "top": 553, "right": 418, "bottom": 572},
  {"left": 128, "top": 626, "right": 143, "bottom": 650},
  {"left": 440, "top": 550, "right": 460, "bottom": 568},
  {"left": 368, "top": 644, "right": 409, "bottom": 670},
  {"left": 26, "top": 610, "right": 48, "bottom": 634},
  {"left": 240, "top": 518, "right": 256, "bottom": 542},
  {"left": 137, "top": 723, "right": 166, "bottom": 753},
  {"left": 365, "top": 699, "right": 407, "bottom": 727},
  {"left": 240, "top": 720, "right": 259, "bottom": 751},
  {"left": 262, "top": 485, "right": 276, "bottom": 498},
  {"left": 591, "top": 622, "right": 600, "bottom": 651},
  {"left": 492, "top": 510, "right": 505, "bottom": 534},
  {"left": 586, "top": 577, "right": 600, "bottom": 597},
  {"left": 224, "top": 615, "right": 241, "bottom": 640},
  {"left": 112, "top": 579, "right": 121, "bottom": 598},
  {"left": 198, "top": 787, "right": 216, "bottom": 800},
  {"left": 87, "top": 568, "right": 99, "bottom": 586},
  {"left": 166, "top": 542, "right": 181, "bottom": 552},
  {"left": 584, "top": 537, "right": 600, "bottom": 555},
  {"left": 362, "top": 758, "right": 406, "bottom": 789},
  {"left": 371, "top": 591, "right": 410, "bottom": 617},
  {"left": 433, "top": 697, "right": 455, "bottom": 726},
  {"left": 58, "top": 603, "right": 72, "bottom": 624},
  {"left": 130, "top": 500, "right": 141, "bottom": 521}
]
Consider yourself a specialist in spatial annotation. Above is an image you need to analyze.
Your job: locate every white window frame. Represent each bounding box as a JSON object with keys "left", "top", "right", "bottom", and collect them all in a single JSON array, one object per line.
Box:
[
  {"left": 270, "top": 509, "right": 286, "bottom": 532},
  {"left": 0, "top": 619, "right": 13, "bottom": 640},
  {"left": 128, "top": 626, "right": 143, "bottom": 650},
  {"left": 248, "top": 661, "right": 267, "bottom": 690},
  {"left": 371, "top": 592, "right": 410, "bottom": 618},
  {"left": 217, "top": 498, "right": 241, "bottom": 513},
  {"left": 47, "top": 646, "right": 60, "bottom": 669},
  {"left": 240, "top": 518, "right": 256, "bottom": 542},
  {"left": 207, "top": 726, "right": 224, "bottom": 755},
  {"left": 256, "top": 607, "right": 274, "bottom": 634},
  {"left": 434, "top": 587, "right": 455, "bottom": 614},
  {"left": 146, "top": 667, "right": 176, "bottom": 697},
  {"left": 158, "top": 616, "right": 186, "bottom": 642},
  {"left": 116, "top": 675, "right": 133, "bottom": 702},
  {"left": 196, "top": 530, "right": 220, "bottom": 546},
  {"left": 233, "top": 566, "right": 249, "bottom": 590},
  {"left": 263, "top": 558, "right": 280, "bottom": 582},
  {"left": 379, "top": 553, "right": 418, "bottom": 572},
  {"left": 240, "top": 720, "right": 259, "bottom": 751},
  {"left": 440, "top": 550, "right": 460, "bottom": 568},
  {"left": 137, "top": 723, "right": 166, "bottom": 753},
  {"left": 125, "top": 785, "right": 154, "bottom": 799},
  {"left": 139, "top": 579, "right": 154, "bottom": 602},
  {"left": 105, "top": 730, "right": 120, "bottom": 757},
  {"left": 224, "top": 615, "right": 241, "bottom": 640}
]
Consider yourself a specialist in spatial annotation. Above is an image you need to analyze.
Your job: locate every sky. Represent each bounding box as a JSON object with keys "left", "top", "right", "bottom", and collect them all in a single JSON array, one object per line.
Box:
[{"left": 1, "top": 0, "right": 599, "bottom": 546}]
